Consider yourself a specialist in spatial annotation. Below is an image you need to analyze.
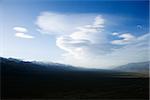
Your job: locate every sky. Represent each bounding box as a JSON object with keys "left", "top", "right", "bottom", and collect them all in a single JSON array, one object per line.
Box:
[{"left": 0, "top": 0, "right": 149, "bottom": 68}]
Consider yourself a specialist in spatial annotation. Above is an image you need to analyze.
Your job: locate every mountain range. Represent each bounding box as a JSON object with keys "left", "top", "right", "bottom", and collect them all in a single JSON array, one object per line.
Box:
[{"left": 1, "top": 57, "right": 149, "bottom": 75}]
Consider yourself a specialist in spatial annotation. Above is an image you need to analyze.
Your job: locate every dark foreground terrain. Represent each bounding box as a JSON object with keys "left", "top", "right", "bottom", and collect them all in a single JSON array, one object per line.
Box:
[{"left": 1, "top": 57, "right": 149, "bottom": 99}]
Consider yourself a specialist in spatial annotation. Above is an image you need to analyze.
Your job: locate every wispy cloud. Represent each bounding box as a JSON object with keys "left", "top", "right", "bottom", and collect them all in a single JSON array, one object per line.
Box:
[
  {"left": 111, "top": 33, "right": 136, "bottom": 45},
  {"left": 15, "top": 33, "right": 34, "bottom": 39},
  {"left": 112, "top": 32, "right": 119, "bottom": 36},
  {"left": 13, "top": 26, "right": 34, "bottom": 39},
  {"left": 13, "top": 27, "right": 28, "bottom": 33}
]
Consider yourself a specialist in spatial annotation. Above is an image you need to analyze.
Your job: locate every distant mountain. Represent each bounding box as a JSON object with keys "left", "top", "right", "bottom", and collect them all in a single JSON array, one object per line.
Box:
[{"left": 114, "top": 62, "right": 149, "bottom": 74}]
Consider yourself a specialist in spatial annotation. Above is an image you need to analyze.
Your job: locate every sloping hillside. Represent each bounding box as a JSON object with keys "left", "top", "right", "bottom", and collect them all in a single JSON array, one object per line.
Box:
[{"left": 1, "top": 57, "right": 149, "bottom": 99}]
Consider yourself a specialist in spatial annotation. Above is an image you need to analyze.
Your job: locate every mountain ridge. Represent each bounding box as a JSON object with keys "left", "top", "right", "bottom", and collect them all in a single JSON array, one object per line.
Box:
[{"left": 0, "top": 57, "right": 149, "bottom": 77}]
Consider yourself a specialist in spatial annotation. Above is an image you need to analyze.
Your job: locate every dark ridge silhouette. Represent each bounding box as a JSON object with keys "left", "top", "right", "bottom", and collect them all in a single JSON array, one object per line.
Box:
[{"left": 1, "top": 57, "right": 149, "bottom": 99}]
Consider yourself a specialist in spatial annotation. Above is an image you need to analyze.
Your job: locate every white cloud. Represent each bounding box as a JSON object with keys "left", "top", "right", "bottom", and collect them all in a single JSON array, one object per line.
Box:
[
  {"left": 94, "top": 15, "right": 105, "bottom": 27},
  {"left": 13, "top": 27, "right": 28, "bottom": 33},
  {"left": 56, "top": 15, "right": 107, "bottom": 59},
  {"left": 36, "top": 12, "right": 149, "bottom": 68},
  {"left": 70, "top": 15, "right": 106, "bottom": 44},
  {"left": 13, "top": 26, "right": 34, "bottom": 39},
  {"left": 111, "top": 33, "right": 136, "bottom": 45},
  {"left": 36, "top": 12, "right": 99, "bottom": 35},
  {"left": 15, "top": 33, "right": 34, "bottom": 39},
  {"left": 112, "top": 32, "right": 119, "bottom": 36}
]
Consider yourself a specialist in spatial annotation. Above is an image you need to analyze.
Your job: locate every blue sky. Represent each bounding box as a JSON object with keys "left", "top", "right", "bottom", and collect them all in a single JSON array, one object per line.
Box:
[{"left": 1, "top": 0, "right": 149, "bottom": 68}]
